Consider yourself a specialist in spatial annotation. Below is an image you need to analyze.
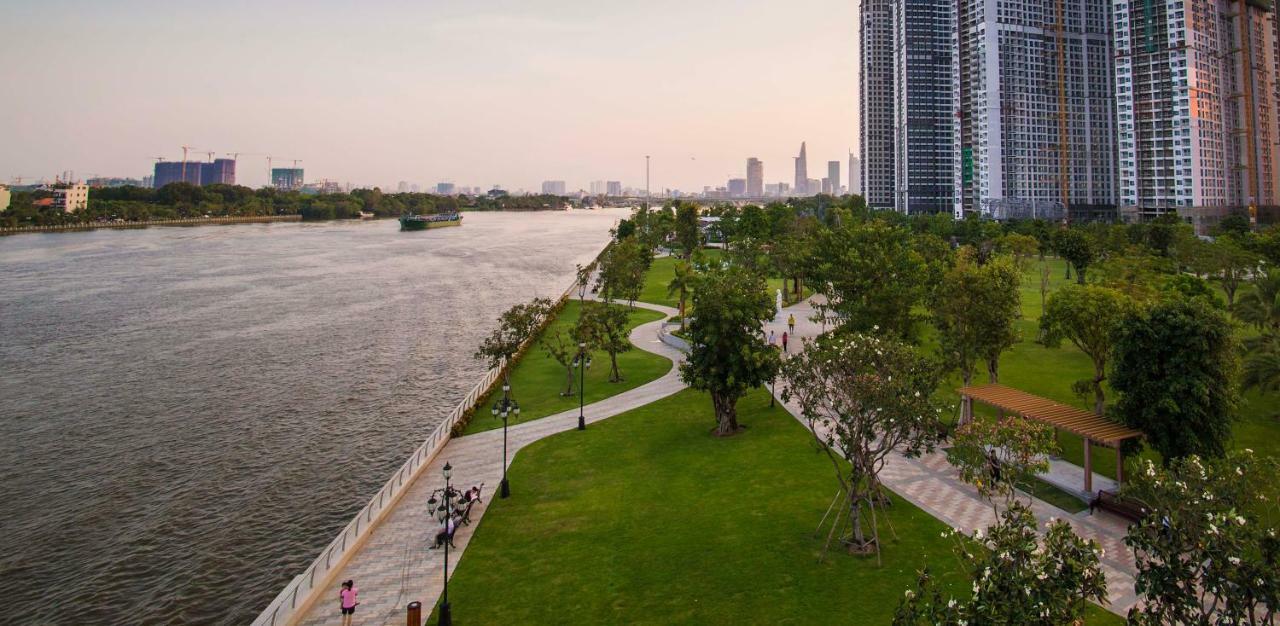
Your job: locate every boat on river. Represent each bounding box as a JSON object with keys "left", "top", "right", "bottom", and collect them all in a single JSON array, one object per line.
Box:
[{"left": 399, "top": 212, "right": 462, "bottom": 231}]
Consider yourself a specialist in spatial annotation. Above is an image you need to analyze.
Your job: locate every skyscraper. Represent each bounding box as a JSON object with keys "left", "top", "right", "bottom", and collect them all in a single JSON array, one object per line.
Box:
[
  {"left": 541, "top": 180, "right": 567, "bottom": 195},
  {"left": 271, "top": 168, "right": 304, "bottom": 191},
  {"left": 607, "top": 181, "right": 623, "bottom": 196},
  {"left": 200, "top": 159, "right": 236, "bottom": 186},
  {"left": 153, "top": 161, "right": 201, "bottom": 188},
  {"left": 892, "top": 0, "right": 956, "bottom": 214},
  {"left": 860, "top": 0, "right": 897, "bottom": 209},
  {"left": 955, "top": 0, "right": 1117, "bottom": 221},
  {"left": 728, "top": 178, "right": 748, "bottom": 197},
  {"left": 849, "top": 154, "right": 863, "bottom": 195},
  {"left": 827, "top": 161, "right": 841, "bottom": 195},
  {"left": 794, "top": 142, "right": 809, "bottom": 195},
  {"left": 746, "top": 158, "right": 764, "bottom": 197},
  {"left": 1113, "top": 0, "right": 1280, "bottom": 231},
  {"left": 590, "top": 180, "right": 608, "bottom": 195}
]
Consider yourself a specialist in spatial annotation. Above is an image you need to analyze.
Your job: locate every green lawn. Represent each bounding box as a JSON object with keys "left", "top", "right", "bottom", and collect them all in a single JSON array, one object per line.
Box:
[
  {"left": 461, "top": 300, "right": 671, "bottom": 435},
  {"left": 927, "top": 256, "right": 1280, "bottom": 480},
  {"left": 640, "top": 249, "right": 809, "bottom": 310},
  {"left": 440, "top": 387, "right": 1121, "bottom": 624}
]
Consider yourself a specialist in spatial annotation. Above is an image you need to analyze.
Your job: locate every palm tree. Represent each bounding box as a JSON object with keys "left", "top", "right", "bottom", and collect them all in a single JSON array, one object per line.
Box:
[
  {"left": 1244, "top": 333, "right": 1280, "bottom": 395},
  {"left": 666, "top": 260, "right": 695, "bottom": 330},
  {"left": 1234, "top": 269, "right": 1280, "bottom": 332}
]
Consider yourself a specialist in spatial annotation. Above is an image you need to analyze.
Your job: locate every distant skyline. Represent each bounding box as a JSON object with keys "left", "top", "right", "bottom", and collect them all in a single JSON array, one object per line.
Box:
[{"left": 0, "top": 1, "right": 859, "bottom": 192}]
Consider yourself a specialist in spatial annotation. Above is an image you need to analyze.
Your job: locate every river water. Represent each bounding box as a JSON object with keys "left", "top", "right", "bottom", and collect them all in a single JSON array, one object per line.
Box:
[{"left": 0, "top": 210, "right": 625, "bottom": 625}]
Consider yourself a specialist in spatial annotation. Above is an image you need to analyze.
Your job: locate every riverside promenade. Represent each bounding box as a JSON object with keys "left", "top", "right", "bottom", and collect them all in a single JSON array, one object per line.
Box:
[
  {"left": 285, "top": 294, "right": 1136, "bottom": 625},
  {"left": 292, "top": 299, "right": 682, "bottom": 626}
]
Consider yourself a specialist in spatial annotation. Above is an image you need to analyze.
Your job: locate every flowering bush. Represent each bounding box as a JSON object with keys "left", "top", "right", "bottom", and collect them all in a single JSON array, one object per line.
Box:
[
  {"left": 894, "top": 503, "right": 1107, "bottom": 625},
  {"left": 950, "top": 416, "right": 1057, "bottom": 509},
  {"left": 1123, "top": 451, "right": 1279, "bottom": 625}
]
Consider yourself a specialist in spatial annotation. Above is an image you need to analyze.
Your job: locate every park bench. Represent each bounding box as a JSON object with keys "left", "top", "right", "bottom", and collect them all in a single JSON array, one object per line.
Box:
[{"left": 1089, "top": 489, "right": 1148, "bottom": 523}]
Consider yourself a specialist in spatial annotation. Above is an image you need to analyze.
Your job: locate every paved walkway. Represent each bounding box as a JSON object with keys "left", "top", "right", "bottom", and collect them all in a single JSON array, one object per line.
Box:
[
  {"left": 766, "top": 295, "right": 1137, "bottom": 615},
  {"left": 295, "top": 291, "right": 1136, "bottom": 624},
  {"left": 295, "top": 299, "right": 683, "bottom": 626}
]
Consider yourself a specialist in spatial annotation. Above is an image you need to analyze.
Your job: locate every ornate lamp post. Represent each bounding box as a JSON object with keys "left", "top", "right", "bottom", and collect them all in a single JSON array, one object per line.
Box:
[
  {"left": 572, "top": 342, "right": 592, "bottom": 430},
  {"left": 426, "top": 462, "right": 455, "bottom": 626},
  {"left": 491, "top": 385, "right": 518, "bottom": 498}
]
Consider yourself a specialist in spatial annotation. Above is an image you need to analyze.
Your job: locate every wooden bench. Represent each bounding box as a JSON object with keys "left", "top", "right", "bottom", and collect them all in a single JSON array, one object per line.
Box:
[{"left": 1089, "top": 489, "right": 1148, "bottom": 523}]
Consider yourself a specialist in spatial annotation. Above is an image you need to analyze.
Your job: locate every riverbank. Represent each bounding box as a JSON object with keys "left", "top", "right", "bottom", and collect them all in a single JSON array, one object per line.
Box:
[{"left": 0, "top": 214, "right": 303, "bottom": 235}]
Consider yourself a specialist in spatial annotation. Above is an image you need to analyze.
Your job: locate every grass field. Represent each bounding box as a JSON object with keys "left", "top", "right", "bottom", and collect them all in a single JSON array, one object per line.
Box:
[
  {"left": 928, "top": 257, "right": 1280, "bottom": 479},
  {"left": 640, "top": 249, "right": 810, "bottom": 311},
  {"left": 460, "top": 300, "right": 671, "bottom": 435},
  {"left": 440, "top": 387, "right": 1122, "bottom": 624}
]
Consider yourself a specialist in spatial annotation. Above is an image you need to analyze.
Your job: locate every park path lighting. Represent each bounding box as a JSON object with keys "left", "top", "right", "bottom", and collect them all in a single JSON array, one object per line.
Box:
[
  {"left": 426, "top": 462, "right": 455, "bottom": 626},
  {"left": 572, "top": 342, "right": 593, "bottom": 430},
  {"left": 491, "top": 385, "right": 518, "bottom": 498}
]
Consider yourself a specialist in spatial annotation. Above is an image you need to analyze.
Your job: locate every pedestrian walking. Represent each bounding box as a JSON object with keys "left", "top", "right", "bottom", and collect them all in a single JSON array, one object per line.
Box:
[
  {"left": 782, "top": 331, "right": 789, "bottom": 353},
  {"left": 787, "top": 313, "right": 796, "bottom": 334},
  {"left": 339, "top": 580, "right": 359, "bottom": 626},
  {"left": 768, "top": 330, "right": 776, "bottom": 348}
]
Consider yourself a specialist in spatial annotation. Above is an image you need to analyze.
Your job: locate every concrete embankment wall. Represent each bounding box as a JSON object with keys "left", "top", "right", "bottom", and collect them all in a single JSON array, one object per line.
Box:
[{"left": 0, "top": 214, "right": 303, "bottom": 235}]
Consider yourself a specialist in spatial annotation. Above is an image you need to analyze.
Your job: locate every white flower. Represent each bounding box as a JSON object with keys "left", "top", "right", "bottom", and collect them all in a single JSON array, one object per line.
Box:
[
  {"left": 1209, "top": 524, "right": 1219, "bottom": 535},
  {"left": 947, "top": 599, "right": 956, "bottom": 608},
  {"left": 905, "top": 590, "right": 914, "bottom": 598},
  {"left": 1229, "top": 557, "right": 1241, "bottom": 566},
  {"left": 1236, "top": 466, "right": 1244, "bottom": 476},
  {"left": 975, "top": 529, "right": 984, "bottom": 539},
  {"left": 1236, "top": 516, "right": 1246, "bottom": 526}
]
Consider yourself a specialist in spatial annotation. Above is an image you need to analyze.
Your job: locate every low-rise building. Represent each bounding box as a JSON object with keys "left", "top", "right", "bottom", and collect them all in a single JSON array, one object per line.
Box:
[
  {"left": 54, "top": 183, "right": 89, "bottom": 212},
  {"left": 0, "top": 184, "right": 10, "bottom": 211}
]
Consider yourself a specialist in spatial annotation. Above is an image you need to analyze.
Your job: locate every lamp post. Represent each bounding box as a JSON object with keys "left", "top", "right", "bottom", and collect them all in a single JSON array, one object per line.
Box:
[
  {"left": 491, "top": 384, "right": 518, "bottom": 498},
  {"left": 573, "top": 342, "right": 592, "bottom": 430},
  {"left": 427, "top": 462, "right": 455, "bottom": 626}
]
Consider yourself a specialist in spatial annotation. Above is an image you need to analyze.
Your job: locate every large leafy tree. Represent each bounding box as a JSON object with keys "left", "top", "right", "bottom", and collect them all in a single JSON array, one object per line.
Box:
[
  {"left": 895, "top": 504, "right": 1107, "bottom": 626},
  {"left": 595, "top": 239, "right": 649, "bottom": 305},
  {"left": 673, "top": 201, "right": 702, "bottom": 258},
  {"left": 1123, "top": 452, "right": 1280, "bottom": 625},
  {"left": 679, "top": 265, "right": 779, "bottom": 436},
  {"left": 1053, "top": 227, "right": 1096, "bottom": 284},
  {"left": 1110, "top": 297, "right": 1240, "bottom": 461},
  {"left": 780, "top": 334, "right": 942, "bottom": 558},
  {"left": 1235, "top": 267, "right": 1280, "bottom": 332},
  {"left": 929, "top": 252, "right": 1022, "bottom": 385},
  {"left": 578, "top": 302, "right": 632, "bottom": 383},
  {"left": 1039, "top": 284, "right": 1137, "bottom": 414},
  {"left": 811, "top": 219, "right": 927, "bottom": 339},
  {"left": 1207, "top": 234, "right": 1260, "bottom": 308},
  {"left": 475, "top": 298, "right": 555, "bottom": 384}
]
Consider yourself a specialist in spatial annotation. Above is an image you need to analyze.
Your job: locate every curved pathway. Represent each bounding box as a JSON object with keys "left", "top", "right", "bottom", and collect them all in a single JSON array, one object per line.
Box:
[{"left": 296, "top": 300, "right": 682, "bottom": 626}]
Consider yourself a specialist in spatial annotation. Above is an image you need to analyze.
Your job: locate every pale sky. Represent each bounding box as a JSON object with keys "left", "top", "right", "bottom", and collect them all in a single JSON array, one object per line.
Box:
[{"left": 0, "top": 0, "right": 859, "bottom": 192}]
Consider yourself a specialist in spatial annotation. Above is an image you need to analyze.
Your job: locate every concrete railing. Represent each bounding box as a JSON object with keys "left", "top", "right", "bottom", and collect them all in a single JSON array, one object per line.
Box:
[
  {"left": 0, "top": 214, "right": 302, "bottom": 235},
  {"left": 252, "top": 269, "right": 590, "bottom": 626},
  {"left": 251, "top": 361, "right": 503, "bottom": 626}
]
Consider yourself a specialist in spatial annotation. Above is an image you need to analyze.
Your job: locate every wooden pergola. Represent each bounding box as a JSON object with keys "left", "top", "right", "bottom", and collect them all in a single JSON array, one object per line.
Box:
[{"left": 958, "top": 383, "right": 1144, "bottom": 494}]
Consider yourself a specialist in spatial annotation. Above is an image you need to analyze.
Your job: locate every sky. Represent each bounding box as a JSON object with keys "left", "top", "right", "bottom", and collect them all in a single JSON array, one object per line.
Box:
[{"left": 0, "top": 0, "right": 859, "bottom": 192}]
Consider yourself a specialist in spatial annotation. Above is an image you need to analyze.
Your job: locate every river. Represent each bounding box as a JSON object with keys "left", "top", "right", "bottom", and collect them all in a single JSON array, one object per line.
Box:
[{"left": 0, "top": 210, "right": 626, "bottom": 624}]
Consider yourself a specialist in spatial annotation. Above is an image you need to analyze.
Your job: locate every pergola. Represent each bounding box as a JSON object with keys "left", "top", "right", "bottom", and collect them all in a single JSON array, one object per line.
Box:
[{"left": 958, "top": 383, "right": 1144, "bottom": 494}]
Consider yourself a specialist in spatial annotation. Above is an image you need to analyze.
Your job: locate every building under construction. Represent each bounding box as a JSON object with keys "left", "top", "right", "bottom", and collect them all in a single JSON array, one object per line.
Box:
[
  {"left": 1114, "top": 0, "right": 1280, "bottom": 232},
  {"left": 954, "top": 0, "right": 1119, "bottom": 223}
]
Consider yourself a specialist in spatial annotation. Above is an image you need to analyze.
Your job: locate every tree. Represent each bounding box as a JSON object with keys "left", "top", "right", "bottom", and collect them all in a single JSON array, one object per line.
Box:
[
  {"left": 998, "top": 232, "right": 1040, "bottom": 270},
  {"left": 1123, "top": 452, "right": 1280, "bottom": 625},
  {"left": 1040, "top": 284, "right": 1137, "bottom": 414},
  {"left": 1243, "top": 333, "right": 1280, "bottom": 395},
  {"left": 811, "top": 219, "right": 927, "bottom": 339},
  {"left": 1207, "top": 235, "right": 1260, "bottom": 308},
  {"left": 679, "top": 265, "right": 779, "bottom": 436},
  {"left": 578, "top": 302, "right": 632, "bottom": 383},
  {"left": 614, "top": 218, "right": 636, "bottom": 240},
  {"left": 1053, "top": 228, "right": 1096, "bottom": 285},
  {"left": 475, "top": 298, "right": 555, "bottom": 384},
  {"left": 1110, "top": 297, "right": 1240, "bottom": 461},
  {"left": 1213, "top": 212, "right": 1253, "bottom": 237},
  {"left": 780, "top": 334, "right": 942, "bottom": 557},
  {"left": 894, "top": 503, "right": 1107, "bottom": 626},
  {"left": 929, "top": 252, "right": 1021, "bottom": 385},
  {"left": 541, "top": 327, "right": 579, "bottom": 396},
  {"left": 665, "top": 260, "right": 696, "bottom": 330},
  {"left": 1235, "top": 268, "right": 1280, "bottom": 332},
  {"left": 673, "top": 201, "right": 701, "bottom": 258},
  {"left": 596, "top": 239, "right": 648, "bottom": 305},
  {"left": 949, "top": 416, "right": 1057, "bottom": 509}
]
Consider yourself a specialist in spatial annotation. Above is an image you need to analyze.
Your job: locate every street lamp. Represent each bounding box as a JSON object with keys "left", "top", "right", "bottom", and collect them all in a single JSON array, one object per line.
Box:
[
  {"left": 572, "top": 342, "right": 592, "bottom": 430},
  {"left": 427, "top": 462, "right": 455, "bottom": 626},
  {"left": 491, "top": 384, "right": 518, "bottom": 498}
]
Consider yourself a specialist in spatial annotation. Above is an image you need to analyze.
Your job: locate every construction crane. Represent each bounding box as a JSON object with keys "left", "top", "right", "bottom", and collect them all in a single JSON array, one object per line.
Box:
[{"left": 180, "top": 145, "right": 197, "bottom": 182}]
